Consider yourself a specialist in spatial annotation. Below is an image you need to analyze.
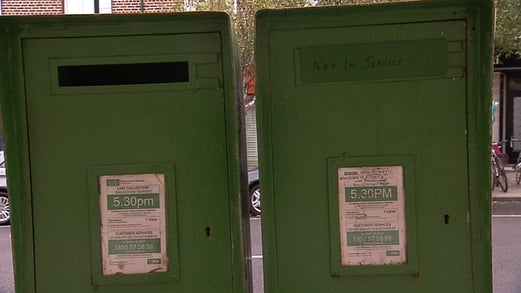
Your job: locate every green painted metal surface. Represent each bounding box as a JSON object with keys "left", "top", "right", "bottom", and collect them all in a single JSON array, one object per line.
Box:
[
  {"left": 0, "top": 13, "right": 250, "bottom": 293},
  {"left": 256, "top": 1, "right": 493, "bottom": 292}
]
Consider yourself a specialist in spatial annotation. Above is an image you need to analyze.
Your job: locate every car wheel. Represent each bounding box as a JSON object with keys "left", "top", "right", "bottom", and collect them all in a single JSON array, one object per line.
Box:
[
  {"left": 249, "top": 183, "right": 261, "bottom": 216},
  {"left": 0, "top": 192, "right": 9, "bottom": 225}
]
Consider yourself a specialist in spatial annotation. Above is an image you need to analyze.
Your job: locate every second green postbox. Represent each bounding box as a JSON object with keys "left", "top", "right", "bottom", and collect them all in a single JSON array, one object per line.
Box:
[
  {"left": 256, "top": 1, "right": 493, "bottom": 292},
  {"left": 0, "top": 13, "right": 249, "bottom": 293}
]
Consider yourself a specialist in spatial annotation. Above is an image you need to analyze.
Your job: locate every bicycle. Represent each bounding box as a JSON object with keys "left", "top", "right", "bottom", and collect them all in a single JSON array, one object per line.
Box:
[{"left": 491, "top": 141, "right": 508, "bottom": 192}]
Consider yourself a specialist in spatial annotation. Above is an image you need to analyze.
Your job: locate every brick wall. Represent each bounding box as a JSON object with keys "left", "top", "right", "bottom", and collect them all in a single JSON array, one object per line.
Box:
[
  {"left": 111, "top": 0, "right": 181, "bottom": 14},
  {"left": 2, "top": 0, "right": 63, "bottom": 15},
  {"left": 0, "top": 0, "right": 185, "bottom": 15}
]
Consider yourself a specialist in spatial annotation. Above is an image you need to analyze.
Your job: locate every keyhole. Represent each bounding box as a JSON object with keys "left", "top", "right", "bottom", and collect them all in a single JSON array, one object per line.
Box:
[
  {"left": 444, "top": 214, "right": 450, "bottom": 225},
  {"left": 205, "top": 227, "right": 211, "bottom": 237}
]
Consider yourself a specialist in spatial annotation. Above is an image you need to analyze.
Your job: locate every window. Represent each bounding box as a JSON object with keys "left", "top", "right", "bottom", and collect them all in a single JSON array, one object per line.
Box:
[{"left": 64, "top": 0, "right": 111, "bottom": 14}]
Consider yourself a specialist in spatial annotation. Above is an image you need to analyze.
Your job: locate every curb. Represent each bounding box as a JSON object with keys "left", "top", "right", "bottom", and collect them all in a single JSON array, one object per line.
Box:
[{"left": 492, "top": 196, "right": 521, "bottom": 201}]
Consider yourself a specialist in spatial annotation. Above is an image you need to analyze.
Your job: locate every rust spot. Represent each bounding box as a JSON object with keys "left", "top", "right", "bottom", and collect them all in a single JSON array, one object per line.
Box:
[{"left": 413, "top": 271, "right": 420, "bottom": 277}]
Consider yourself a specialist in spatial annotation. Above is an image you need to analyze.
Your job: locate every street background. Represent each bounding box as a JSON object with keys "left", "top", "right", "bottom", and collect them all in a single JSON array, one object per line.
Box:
[
  {"left": 492, "top": 167, "right": 521, "bottom": 293},
  {"left": 0, "top": 177, "right": 520, "bottom": 293},
  {"left": 0, "top": 226, "right": 13, "bottom": 293}
]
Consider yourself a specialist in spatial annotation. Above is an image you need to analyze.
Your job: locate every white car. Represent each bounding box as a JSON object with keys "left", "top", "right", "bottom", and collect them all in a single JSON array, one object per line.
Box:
[{"left": 0, "top": 151, "right": 9, "bottom": 225}]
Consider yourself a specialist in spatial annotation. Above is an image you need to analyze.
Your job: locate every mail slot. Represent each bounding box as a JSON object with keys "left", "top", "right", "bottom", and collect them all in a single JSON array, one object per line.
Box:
[
  {"left": 255, "top": 1, "right": 493, "bottom": 292},
  {"left": 0, "top": 13, "right": 249, "bottom": 293}
]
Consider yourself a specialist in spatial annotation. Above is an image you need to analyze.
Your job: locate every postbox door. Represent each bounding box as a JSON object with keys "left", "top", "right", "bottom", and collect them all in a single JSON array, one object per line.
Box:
[
  {"left": 262, "top": 20, "right": 475, "bottom": 292},
  {"left": 22, "top": 33, "right": 236, "bottom": 292}
]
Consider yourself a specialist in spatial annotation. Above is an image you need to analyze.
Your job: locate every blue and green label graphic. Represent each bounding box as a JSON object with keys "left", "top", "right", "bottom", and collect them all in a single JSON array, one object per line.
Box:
[
  {"left": 347, "top": 231, "right": 399, "bottom": 246},
  {"left": 108, "top": 238, "right": 161, "bottom": 255},
  {"left": 345, "top": 186, "right": 397, "bottom": 202},
  {"left": 108, "top": 193, "right": 160, "bottom": 210}
]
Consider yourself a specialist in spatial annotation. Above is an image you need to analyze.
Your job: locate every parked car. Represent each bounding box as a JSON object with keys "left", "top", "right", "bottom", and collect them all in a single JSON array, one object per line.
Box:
[
  {"left": 248, "top": 169, "right": 260, "bottom": 216},
  {"left": 0, "top": 151, "right": 9, "bottom": 225}
]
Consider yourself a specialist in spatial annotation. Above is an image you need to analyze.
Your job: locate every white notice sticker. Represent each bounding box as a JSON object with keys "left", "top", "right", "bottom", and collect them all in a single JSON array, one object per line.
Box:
[
  {"left": 99, "top": 173, "right": 167, "bottom": 275},
  {"left": 338, "top": 166, "right": 406, "bottom": 266}
]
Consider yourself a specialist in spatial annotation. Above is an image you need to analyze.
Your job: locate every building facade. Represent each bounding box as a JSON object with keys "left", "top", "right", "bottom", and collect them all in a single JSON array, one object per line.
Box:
[{"left": 494, "top": 55, "right": 521, "bottom": 163}]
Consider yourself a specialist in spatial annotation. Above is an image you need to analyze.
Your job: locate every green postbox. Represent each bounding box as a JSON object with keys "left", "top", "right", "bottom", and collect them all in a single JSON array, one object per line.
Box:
[
  {"left": 0, "top": 13, "right": 250, "bottom": 293},
  {"left": 256, "top": 1, "right": 493, "bottom": 292}
]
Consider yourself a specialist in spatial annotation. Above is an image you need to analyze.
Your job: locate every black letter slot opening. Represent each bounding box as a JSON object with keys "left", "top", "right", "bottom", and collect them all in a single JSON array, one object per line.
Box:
[{"left": 58, "top": 61, "right": 189, "bottom": 87}]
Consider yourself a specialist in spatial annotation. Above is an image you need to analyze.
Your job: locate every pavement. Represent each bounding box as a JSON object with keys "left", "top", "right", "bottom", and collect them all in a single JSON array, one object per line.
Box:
[{"left": 492, "top": 165, "right": 521, "bottom": 201}]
